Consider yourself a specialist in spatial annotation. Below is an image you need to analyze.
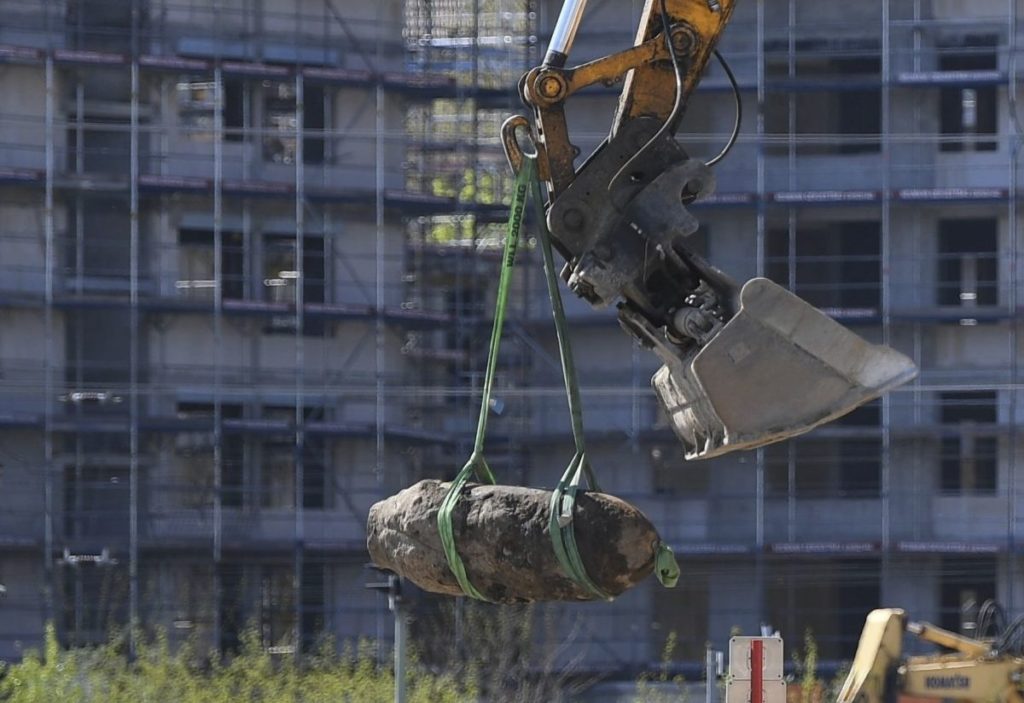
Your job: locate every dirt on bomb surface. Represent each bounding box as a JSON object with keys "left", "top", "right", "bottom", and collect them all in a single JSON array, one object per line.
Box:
[{"left": 367, "top": 479, "right": 661, "bottom": 603}]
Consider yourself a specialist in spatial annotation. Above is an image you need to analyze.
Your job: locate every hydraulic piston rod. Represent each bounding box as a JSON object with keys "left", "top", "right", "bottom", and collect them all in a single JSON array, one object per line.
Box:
[{"left": 545, "top": 0, "right": 589, "bottom": 66}]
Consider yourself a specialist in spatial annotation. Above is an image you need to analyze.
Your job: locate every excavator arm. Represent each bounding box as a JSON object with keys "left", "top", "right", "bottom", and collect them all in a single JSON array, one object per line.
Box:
[
  {"left": 838, "top": 608, "right": 1024, "bottom": 703},
  {"left": 837, "top": 608, "right": 906, "bottom": 703},
  {"left": 507, "top": 0, "right": 917, "bottom": 459},
  {"left": 518, "top": 0, "right": 735, "bottom": 196}
]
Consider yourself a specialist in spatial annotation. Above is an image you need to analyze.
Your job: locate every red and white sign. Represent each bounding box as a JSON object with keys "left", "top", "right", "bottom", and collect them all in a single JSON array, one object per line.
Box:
[
  {"left": 727, "top": 637, "right": 785, "bottom": 703},
  {"left": 726, "top": 680, "right": 786, "bottom": 703}
]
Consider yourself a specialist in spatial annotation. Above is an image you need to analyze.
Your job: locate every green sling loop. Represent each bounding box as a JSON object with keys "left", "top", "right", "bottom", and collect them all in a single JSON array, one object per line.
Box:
[
  {"left": 437, "top": 155, "right": 680, "bottom": 601},
  {"left": 434, "top": 161, "right": 529, "bottom": 602},
  {"left": 528, "top": 164, "right": 680, "bottom": 595}
]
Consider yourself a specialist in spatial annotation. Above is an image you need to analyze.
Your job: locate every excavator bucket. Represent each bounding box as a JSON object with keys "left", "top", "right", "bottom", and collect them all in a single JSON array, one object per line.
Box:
[{"left": 654, "top": 278, "right": 917, "bottom": 460}]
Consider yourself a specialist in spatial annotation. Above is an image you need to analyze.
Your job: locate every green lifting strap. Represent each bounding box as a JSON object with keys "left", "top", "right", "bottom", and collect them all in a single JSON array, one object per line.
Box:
[
  {"left": 437, "top": 154, "right": 680, "bottom": 602},
  {"left": 435, "top": 159, "right": 530, "bottom": 602},
  {"left": 528, "top": 167, "right": 678, "bottom": 597},
  {"left": 528, "top": 172, "right": 612, "bottom": 601}
]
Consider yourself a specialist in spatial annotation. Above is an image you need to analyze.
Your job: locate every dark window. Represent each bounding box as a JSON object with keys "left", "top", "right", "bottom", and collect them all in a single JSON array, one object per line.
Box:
[
  {"left": 259, "top": 406, "right": 330, "bottom": 510},
  {"left": 443, "top": 283, "right": 485, "bottom": 379},
  {"left": 64, "top": 195, "right": 132, "bottom": 284},
  {"left": 178, "top": 228, "right": 245, "bottom": 300},
  {"left": 66, "top": 308, "right": 133, "bottom": 391},
  {"left": 224, "top": 79, "right": 246, "bottom": 142},
  {"left": 837, "top": 561, "right": 882, "bottom": 653},
  {"left": 937, "top": 219, "right": 998, "bottom": 307},
  {"left": 262, "top": 81, "right": 326, "bottom": 165},
  {"left": 177, "top": 78, "right": 246, "bottom": 142},
  {"left": 839, "top": 439, "right": 882, "bottom": 495},
  {"left": 303, "top": 85, "right": 326, "bottom": 164},
  {"left": 767, "top": 221, "right": 881, "bottom": 310},
  {"left": 175, "top": 402, "right": 245, "bottom": 508},
  {"left": 651, "top": 444, "right": 710, "bottom": 496},
  {"left": 839, "top": 401, "right": 881, "bottom": 427},
  {"left": 766, "top": 558, "right": 880, "bottom": 660},
  {"left": 67, "top": 118, "right": 131, "bottom": 175},
  {"left": 301, "top": 562, "right": 327, "bottom": 652},
  {"left": 64, "top": 465, "right": 130, "bottom": 540},
  {"left": 219, "top": 565, "right": 245, "bottom": 653},
  {"left": 835, "top": 58, "right": 883, "bottom": 154},
  {"left": 766, "top": 439, "right": 881, "bottom": 499},
  {"left": 61, "top": 561, "right": 129, "bottom": 647},
  {"left": 67, "top": 1, "right": 135, "bottom": 51},
  {"left": 260, "top": 406, "right": 296, "bottom": 510},
  {"left": 939, "top": 556, "right": 997, "bottom": 634},
  {"left": 766, "top": 401, "right": 880, "bottom": 498},
  {"left": 939, "top": 391, "right": 998, "bottom": 494},
  {"left": 263, "top": 235, "right": 326, "bottom": 336},
  {"left": 302, "top": 445, "right": 328, "bottom": 509},
  {"left": 765, "top": 56, "right": 881, "bottom": 155},
  {"left": 939, "top": 37, "right": 998, "bottom": 152},
  {"left": 259, "top": 565, "right": 295, "bottom": 649}
]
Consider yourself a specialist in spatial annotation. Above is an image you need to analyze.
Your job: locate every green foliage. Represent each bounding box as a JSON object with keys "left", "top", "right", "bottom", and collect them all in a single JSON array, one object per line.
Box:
[
  {"left": 800, "top": 629, "right": 818, "bottom": 699},
  {"left": 633, "top": 631, "right": 687, "bottom": 703},
  {"left": 413, "top": 601, "right": 585, "bottom": 703},
  {"left": 826, "top": 664, "right": 851, "bottom": 701},
  {"left": 0, "top": 623, "right": 474, "bottom": 703},
  {"left": 791, "top": 629, "right": 822, "bottom": 703}
]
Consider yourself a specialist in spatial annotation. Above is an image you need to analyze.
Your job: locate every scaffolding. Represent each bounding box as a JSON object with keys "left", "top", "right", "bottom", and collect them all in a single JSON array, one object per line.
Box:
[{"left": 0, "top": 0, "right": 1021, "bottom": 677}]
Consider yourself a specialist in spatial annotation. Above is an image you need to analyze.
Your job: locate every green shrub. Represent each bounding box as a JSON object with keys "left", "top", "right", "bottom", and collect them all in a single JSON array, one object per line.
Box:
[
  {"left": 0, "top": 623, "right": 474, "bottom": 703},
  {"left": 633, "top": 631, "right": 687, "bottom": 703}
]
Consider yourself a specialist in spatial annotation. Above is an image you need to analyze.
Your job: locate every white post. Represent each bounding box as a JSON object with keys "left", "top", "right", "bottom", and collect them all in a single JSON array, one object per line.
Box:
[
  {"left": 706, "top": 646, "right": 717, "bottom": 703},
  {"left": 392, "top": 579, "right": 407, "bottom": 703}
]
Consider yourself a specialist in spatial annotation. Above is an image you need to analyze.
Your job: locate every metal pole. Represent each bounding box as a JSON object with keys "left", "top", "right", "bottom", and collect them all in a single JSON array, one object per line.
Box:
[
  {"left": 1005, "top": 0, "right": 1020, "bottom": 607},
  {"left": 879, "top": 0, "right": 895, "bottom": 613},
  {"left": 753, "top": 0, "right": 766, "bottom": 629},
  {"left": 129, "top": 52, "right": 141, "bottom": 652},
  {"left": 754, "top": 0, "right": 765, "bottom": 280},
  {"left": 394, "top": 600, "right": 407, "bottom": 703},
  {"left": 294, "top": 70, "right": 306, "bottom": 660},
  {"left": 373, "top": 5, "right": 387, "bottom": 661},
  {"left": 213, "top": 62, "right": 225, "bottom": 651},
  {"left": 705, "top": 646, "right": 716, "bottom": 703},
  {"left": 880, "top": 0, "right": 893, "bottom": 557},
  {"left": 43, "top": 53, "right": 55, "bottom": 633}
]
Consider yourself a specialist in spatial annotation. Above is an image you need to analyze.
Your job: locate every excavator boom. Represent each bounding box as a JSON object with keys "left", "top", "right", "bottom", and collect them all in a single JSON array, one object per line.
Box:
[
  {"left": 839, "top": 607, "right": 1024, "bottom": 703},
  {"left": 837, "top": 608, "right": 906, "bottom": 703},
  {"left": 511, "top": 1, "right": 916, "bottom": 459}
]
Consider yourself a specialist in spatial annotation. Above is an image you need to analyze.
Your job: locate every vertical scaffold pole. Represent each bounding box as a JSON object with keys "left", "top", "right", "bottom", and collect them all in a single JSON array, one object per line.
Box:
[
  {"left": 43, "top": 52, "right": 56, "bottom": 633},
  {"left": 880, "top": 0, "right": 893, "bottom": 596},
  {"left": 294, "top": 70, "right": 306, "bottom": 659},
  {"left": 129, "top": 11, "right": 141, "bottom": 652},
  {"left": 1006, "top": 0, "right": 1020, "bottom": 605},
  {"left": 213, "top": 61, "right": 225, "bottom": 651},
  {"left": 753, "top": 0, "right": 766, "bottom": 628},
  {"left": 373, "top": 6, "right": 387, "bottom": 661}
]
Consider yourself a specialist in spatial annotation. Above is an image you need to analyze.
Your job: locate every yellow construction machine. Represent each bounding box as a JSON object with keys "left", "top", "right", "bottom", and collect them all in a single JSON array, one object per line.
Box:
[
  {"left": 511, "top": 0, "right": 916, "bottom": 460},
  {"left": 838, "top": 606, "right": 1024, "bottom": 702}
]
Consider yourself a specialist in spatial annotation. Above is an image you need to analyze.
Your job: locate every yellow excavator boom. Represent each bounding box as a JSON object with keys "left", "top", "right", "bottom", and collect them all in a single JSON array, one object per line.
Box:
[
  {"left": 840, "top": 606, "right": 1024, "bottom": 702},
  {"left": 906, "top": 620, "right": 991, "bottom": 659},
  {"left": 837, "top": 608, "right": 906, "bottom": 703}
]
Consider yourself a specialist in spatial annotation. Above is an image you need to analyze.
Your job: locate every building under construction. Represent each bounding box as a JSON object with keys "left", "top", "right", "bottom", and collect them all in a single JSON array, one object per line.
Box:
[{"left": 0, "top": 0, "right": 1022, "bottom": 677}]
